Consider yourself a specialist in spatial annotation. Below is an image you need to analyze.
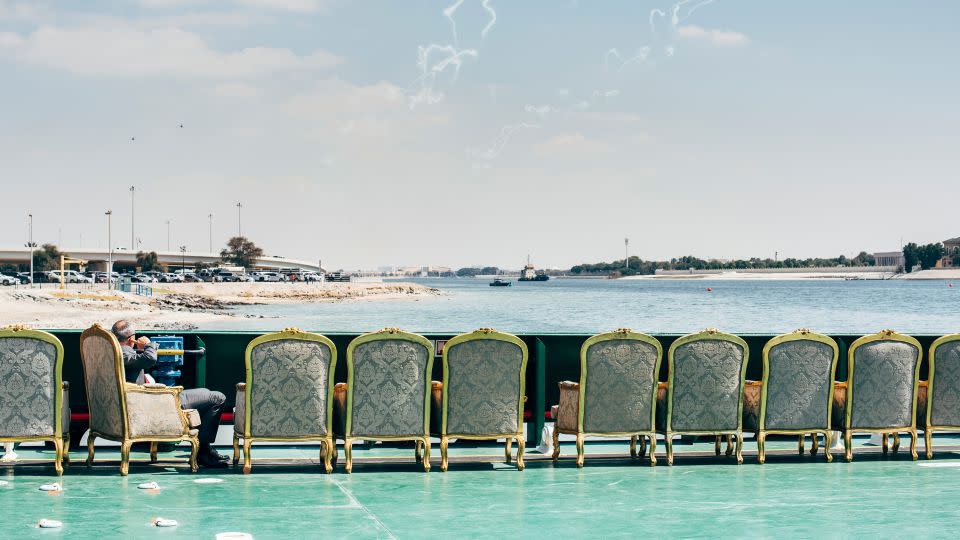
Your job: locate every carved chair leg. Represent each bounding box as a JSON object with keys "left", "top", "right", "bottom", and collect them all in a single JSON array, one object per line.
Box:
[
  {"left": 440, "top": 436, "right": 449, "bottom": 472},
  {"left": 892, "top": 432, "right": 901, "bottom": 453},
  {"left": 726, "top": 434, "right": 734, "bottom": 457},
  {"left": 516, "top": 437, "right": 525, "bottom": 471},
  {"left": 150, "top": 442, "right": 158, "bottom": 463},
  {"left": 422, "top": 438, "right": 431, "bottom": 472},
  {"left": 735, "top": 432, "right": 743, "bottom": 464},
  {"left": 344, "top": 439, "right": 354, "bottom": 474},
  {"left": 504, "top": 438, "right": 513, "bottom": 463},
  {"left": 630, "top": 435, "right": 638, "bottom": 458},
  {"left": 824, "top": 431, "right": 833, "bottom": 463},
  {"left": 757, "top": 432, "right": 766, "bottom": 464},
  {"left": 86, "top": 434, "right": 97, "bottom": 467},
  {"left": 415, "top": 440, "right": 423, "bottom": 463},
  {"left": 120, "top": 441, "right": 132, "bottom": 476},
  {"left": 639, "top": 435, "right": 647, "bottom": 459},
  {"left": 331, "top": 442, "right": 338, "bottom": 464},
  {"left": 714, "top": 436, "right": 721, "bottom": 456},
  {"left": 233, "top": 434, "right": 240, "bottom": 465},
  {"left": 909, "top": 430, "right": 918, "bottom": 460},
  {"left": 798, "top": 434, "right": 805, "bottom": 455},
  {"left": 575, "top": 434, "right": 585, "bottom": 468},
  {"left": 925, "top": 429, "right": 933, "bottom": 460},
  {"left": 648, "top": 435, "right": 657, "bottom": 466},
  {"left": 882, "top": 433, "right": 889, "bottom": 455},
  {"left": 321, "top": 440, "right": 332, "bottom": 473},
  {"left": 53, "top": 437, "right": 64, "bottom": 476},
  {"left": 666, "top": 434, "right": 674, "bottom": 466},
  {"left": 810, "top": 433, "right": 819, "bottom": 456},
  {"left": 62, "top": 435, "right": 71, "bottom": 466},
  {"left": 242, "top": 439, "right": 252, "bottom": 474},
  {"left": 551, "top": 425, "right": 561, "bottom": 460},
  {"left": 189, "top": 437, "right": 199, "bottom": 473},
  {"left": 844, "top": 431, "right": 853, "bottom": 462}
]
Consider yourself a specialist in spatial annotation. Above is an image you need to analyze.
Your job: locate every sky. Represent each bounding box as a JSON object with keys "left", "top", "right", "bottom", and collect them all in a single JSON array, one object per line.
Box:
[{"left": 1, "top": 0, "right": 958, "bottom": 271}]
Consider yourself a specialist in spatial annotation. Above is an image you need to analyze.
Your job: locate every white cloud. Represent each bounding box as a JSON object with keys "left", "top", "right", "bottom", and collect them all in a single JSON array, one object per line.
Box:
[
  {"left": 210, "top": 82, "right": 262, "bottom": 98},
  {"left": 676, "top": 25, "right": 749, "bottom": 46},
  {"left": 0, "top": 31, "right": 23, "bottom": 48},
  {"left": 0, "top": 26, "right": 342, "bottom": 79},
  {"left": 139, "top": 0, "right": 331, "bottom": 12},
  {"left": 534, "top": 133, "right": 611, "bottom": 157}
]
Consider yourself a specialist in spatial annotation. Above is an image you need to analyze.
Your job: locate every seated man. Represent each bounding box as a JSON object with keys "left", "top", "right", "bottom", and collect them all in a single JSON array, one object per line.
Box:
[{"left": 112, "top": 320, "right": 229, "bottom": 468}]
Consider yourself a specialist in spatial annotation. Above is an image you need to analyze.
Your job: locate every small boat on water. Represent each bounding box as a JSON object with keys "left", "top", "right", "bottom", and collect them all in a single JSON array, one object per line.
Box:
[
  {"left": 518, "top": 256, "right": 550, "bottom": 282},
  {"left": 489, "top": 278, "right": 512, "bottom": 287}
]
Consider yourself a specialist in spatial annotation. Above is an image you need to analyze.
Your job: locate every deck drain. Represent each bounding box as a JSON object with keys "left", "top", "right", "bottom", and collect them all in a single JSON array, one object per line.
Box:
[
  {"left": 194, "top": 478, "right": 224, "bottom": 484},
  {"left": 37, "top": 519, "right": 62, "bottom": 529}
]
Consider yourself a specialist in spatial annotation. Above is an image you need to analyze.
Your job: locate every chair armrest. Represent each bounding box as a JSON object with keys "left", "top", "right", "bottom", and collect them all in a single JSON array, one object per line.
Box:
[
  {"left": 61, "top": 381, "right": 71, "bottom": 432},
  {"left": 125, "top": 382, "right": 184, "bottom": 396},
  {"left": 234, "top": 384, "right": 246, "bottom": 434},
  {"left": 333, "top": 383, "right": 348, "bottom": 437},
  {"left": 430, "top": 381, "right": 443, "bottom": 435},
  {"left": 124, "top": 388, "right": 190, "bottom": 438},
  {"left": 555, "top": 381, "right": 579, "bottom": 432},
  {"left": 184, "top": 409, "right": 202, "bottom": 429},
  {"left": 742, "top": 380, "right": 762, "bottom": 432},
  {"left": 236, "top": 382, "right": 246, "bottom": 391}
]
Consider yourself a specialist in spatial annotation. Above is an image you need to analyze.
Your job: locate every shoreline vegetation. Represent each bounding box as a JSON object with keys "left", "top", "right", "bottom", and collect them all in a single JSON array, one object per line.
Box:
[{"left": 0, "top": 282, "right": 440, "bottom": 330}]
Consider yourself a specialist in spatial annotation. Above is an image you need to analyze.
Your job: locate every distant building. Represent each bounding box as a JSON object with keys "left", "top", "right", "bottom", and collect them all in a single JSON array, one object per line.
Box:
[
  {"left": 938, "top": 237, "right": 960, "bottom": 268},
  {"left": 874, "top": 251, "right": 905, "bottom": 270}
]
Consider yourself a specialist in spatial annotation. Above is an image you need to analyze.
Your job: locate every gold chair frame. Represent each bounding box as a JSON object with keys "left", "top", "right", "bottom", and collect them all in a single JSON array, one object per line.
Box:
[
  {"left": 80, "top": 324, "right": 199, "bottom": 475},
  {"left": 661, "top": 328, "right": 749, "bottom": 465},
  {"left": 343, "top": 328, "right": 434, "bottom": 473},
  {"left": 440, "top": 328, "right": 528, "bottom": 471},
  {"left": 923, "top": 333, "right": 960, "bottom": 459},
  {"left": 843, "top": 329, "right": 922, "bottom": 462},
  {"left": 757, "top": 329, "right": 839, "bottom": 464},
  {"left": 234, "top": 328, "right": 338, "bottom": 474},
  {"left": 551, "top": 329, "right": 662, "bottom": 467},
  {"left": 0, "top": 326, "right": 70, "bottom": 475}
]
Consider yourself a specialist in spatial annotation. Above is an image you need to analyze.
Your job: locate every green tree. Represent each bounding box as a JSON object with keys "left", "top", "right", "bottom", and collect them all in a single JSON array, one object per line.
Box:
[
  {"left": 919, "top": 243, "right": 945, "bottom": 270},
  {"left": 456, "top": 267, "right": 481, "bottom": 277},
  {"left": 220, "top": 236, "right": 264, "bottom": 269},
  {"left": 33, "top": 244, "right": 61, "bottom": 271},
  {"left": 136, "top": 251, "right": 162, "bottom": 272},
  {"left": 903, "top": 243, "right": 920, "bottom": 272}
]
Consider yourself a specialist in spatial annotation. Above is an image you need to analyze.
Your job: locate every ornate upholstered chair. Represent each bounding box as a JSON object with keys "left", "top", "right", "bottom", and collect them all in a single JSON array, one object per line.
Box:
[
  {"left": 842, "top": 330, "right": 922, "bottom": 462},
  {"left": 551, "top": 329, "right": 662, "bottom": 466},
  {"left": 0, "top": 325, "right": 70, "bottom": 475},
  {"left": 921, "top": 333, "right": 960, "bottom": 459},
  {"left": 657, "top": 329, "right": 749, "bottom": 465},
  {"left": 80, "top": 324, "right": 200, "bottom": 475},
  {"left": 234, "top": 328, "right": 337, "bottom": 474},
  {"left": 340, "top": 328, "right": 433, "bottom": 473},
  {"left": 753, "top": 329, "right": 839, "bottom": 463},
  {"left": 439, "top": 328, "right": 528, "bottom": 471}
]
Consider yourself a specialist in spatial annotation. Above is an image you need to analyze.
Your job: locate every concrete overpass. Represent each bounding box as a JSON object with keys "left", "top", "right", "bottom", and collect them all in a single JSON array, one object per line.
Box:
[{"left": 0, "top": 248, "right": 321, "bottom": 272}]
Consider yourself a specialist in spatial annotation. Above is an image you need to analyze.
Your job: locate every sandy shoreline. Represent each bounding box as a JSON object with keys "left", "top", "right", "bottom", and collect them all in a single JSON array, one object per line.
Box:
[{"left": 0, "top": 282, "right": 439, "bottom": 330}]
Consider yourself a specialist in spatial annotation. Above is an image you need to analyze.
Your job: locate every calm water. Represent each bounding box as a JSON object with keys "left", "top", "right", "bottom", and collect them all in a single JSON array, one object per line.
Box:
[{"left": 210, "top": 278, "right": 960, "bottom": 335}]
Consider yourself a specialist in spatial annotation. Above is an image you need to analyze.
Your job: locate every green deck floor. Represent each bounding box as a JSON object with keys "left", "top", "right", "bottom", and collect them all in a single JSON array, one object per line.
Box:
[{"left": 3, "top": 436, "right": 960, "bottom": 538}]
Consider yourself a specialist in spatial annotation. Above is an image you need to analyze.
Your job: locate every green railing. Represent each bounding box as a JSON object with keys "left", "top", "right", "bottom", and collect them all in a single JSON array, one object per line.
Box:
[{"left": 49, "top": 330, "right": 947, "bottom": 447}]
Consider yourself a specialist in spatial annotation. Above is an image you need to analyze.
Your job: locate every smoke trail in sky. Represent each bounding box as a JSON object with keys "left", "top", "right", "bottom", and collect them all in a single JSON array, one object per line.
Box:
[
  {"left": 408, "top": 0, "right": 497, "bottom": 109},
  {"left": 474, "top": 122, "right": 538, "bottom": 162}
]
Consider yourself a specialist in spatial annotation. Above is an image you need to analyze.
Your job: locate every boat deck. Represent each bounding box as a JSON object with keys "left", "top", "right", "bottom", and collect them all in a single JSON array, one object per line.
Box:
[{"left": 3, "top": 435, "right": 959, "bottom": 538}]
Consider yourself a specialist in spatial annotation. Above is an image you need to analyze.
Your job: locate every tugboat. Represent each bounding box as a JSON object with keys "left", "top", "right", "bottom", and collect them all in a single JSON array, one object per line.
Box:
[
  {"left": 517, "top": 256, "right": 550, "bottom": 282},
  {"left": 489, "top": 278, "right": 512, "bottom": 287}
]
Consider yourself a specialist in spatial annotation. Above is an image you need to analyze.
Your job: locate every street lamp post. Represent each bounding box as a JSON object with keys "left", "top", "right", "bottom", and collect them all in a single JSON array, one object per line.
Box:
[
  {"left": 130, "top": 186, "right": 135, "bottom": 251},
  {"left": 236, "top": 202, "right": 242, "bottom": 237},
  {"left": 27, "top": 214, "right": 34, "bottom": 288},
  {"left": 624, "top": 237, "right": 629, "bottom": 270},
  {"left": 208, "top": 213, "right": 213, "bottom": 253},
  {"left": 166, "top": 220, "right": 171, "bottom": 251},
  {"left": 180, "top": 245, "right": 187, "bottom": 273},
  {"left": 105, "top": 210, "right": 113, "bottom": 290}
]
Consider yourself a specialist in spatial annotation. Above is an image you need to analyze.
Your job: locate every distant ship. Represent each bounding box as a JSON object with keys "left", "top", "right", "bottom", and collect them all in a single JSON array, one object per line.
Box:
[
  {"left": 489, "top": 278, "right": 512, "bottom": 287},
  {"left": 517, "top": 256, "right": 550, "bottom": 282}
]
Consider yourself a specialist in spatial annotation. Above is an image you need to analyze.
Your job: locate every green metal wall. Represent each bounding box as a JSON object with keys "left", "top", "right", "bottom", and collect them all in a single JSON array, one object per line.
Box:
[{"left": 51, "top": 330, "right": 943, "bottom": 447}]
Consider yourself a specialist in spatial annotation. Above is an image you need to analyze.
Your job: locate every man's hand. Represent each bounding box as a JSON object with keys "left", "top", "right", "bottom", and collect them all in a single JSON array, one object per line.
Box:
[{"left": 135, "top": 336, "right": 151, "bottom": 351}]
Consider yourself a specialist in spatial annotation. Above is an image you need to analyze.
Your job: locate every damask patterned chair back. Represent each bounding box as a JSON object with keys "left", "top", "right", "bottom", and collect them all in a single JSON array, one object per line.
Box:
[
  {"left": 756, "top": 330, "right": 839, "bottom": 463},
  {"left": 80, "top": 324, "right": 127, "bottom": 440},
  {"left": 0, "top": 327, "right": 64, "bottom": 440},
  {"left": 662, "top": 329, "right": 748, "bottom": 464},
  {"left": 440, "top": 329, "right": 528, "bottom": 471},
  {"left": 580, "top": 329, "right": 662, "bottom": 435},
  {"left": 244, "top": 329, "right": 336, "bottom": 439},
  {"left": 920, "top": 334, "right": 960, "bottom": 459},
  {"left": 346, "top": 329, "right": 433, "bottom": 438},
  {"left": 842, "top": 330, "right": 922, "bottom": 461}
]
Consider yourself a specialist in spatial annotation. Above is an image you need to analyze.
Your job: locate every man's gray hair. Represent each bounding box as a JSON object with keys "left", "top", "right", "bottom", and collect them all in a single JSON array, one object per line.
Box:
[{"left": 112, "top": 320, "right": 135, "bottom": 341}]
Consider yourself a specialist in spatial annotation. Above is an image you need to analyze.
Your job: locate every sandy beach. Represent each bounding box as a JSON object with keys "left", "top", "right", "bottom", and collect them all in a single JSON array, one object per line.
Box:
[
  {"left": 0, "top": 282, "right": 439, "bottom": 330},
  {"left": 623, "top": 270, "right": 897, "bottom": 280}
]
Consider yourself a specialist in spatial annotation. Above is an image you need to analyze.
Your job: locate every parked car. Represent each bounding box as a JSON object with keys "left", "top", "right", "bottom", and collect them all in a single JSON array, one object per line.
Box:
[
  {"left": 131, "top": 273, "right": 157, "bottom": 283},
  {"left": 302, "top": 272, "right": 322, "bottom": 282},
  {"left": 182, "top": 272, "right": 202, "bottom": 282},
  {"left": 196, "top": 269, "right": 222, "bottom": 282},
  {"left": 15, "top": 272, "right": 33, "bottom": 284},
  {"left": 159, "top": 273, "right": 184, "bottom": 283},
  {"left": 255, "top": 271, "right": 282, "bottom": 282},
  {"left": 0, "top": 274, "right": 18, "bottom": 286},
  {"left": 49, "top": 270, "right": 94, "bottom": 284}
]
